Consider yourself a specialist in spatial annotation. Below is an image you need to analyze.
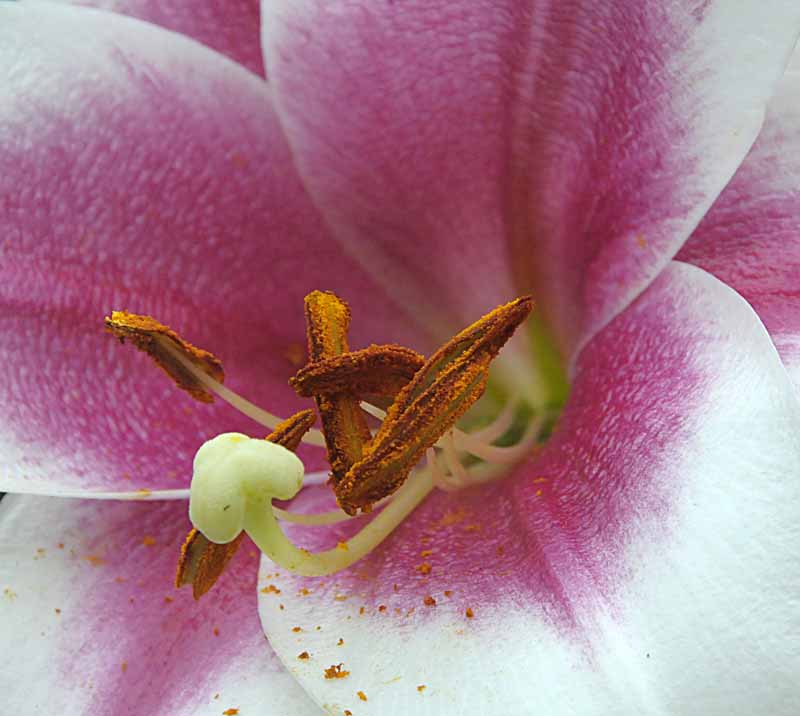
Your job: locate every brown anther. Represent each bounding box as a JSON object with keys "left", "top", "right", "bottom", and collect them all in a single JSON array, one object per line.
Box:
[
  {"left": 303, "top": 291, "right": 372, "bottom": 485},
  {"left": 104, "top": 311, "right": 223, "bottom": 403},
  {"left": 175, "top": 409, "right": 316, "bottom": 599},
  {"left": 334, "top": 296, "right": 534, "bottom": 515},
  {"left": 263, "top": 408, "right": 317, "bottom": 452},
  {"left": 175, "top": 528, "right": 245, "bottom": 600},
  {"left": 290, "top": 344, "right": 424, "bottom": 403}
]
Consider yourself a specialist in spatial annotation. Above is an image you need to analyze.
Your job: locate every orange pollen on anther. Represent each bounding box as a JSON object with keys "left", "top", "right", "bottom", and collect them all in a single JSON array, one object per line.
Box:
[
  {"left": 290, "top": 344, "right": 424, "bottom": 404},
  {"left": 302, "top": 291, "right": 372, "bottom": 486},
  {"left": 104, "top": 310, "right": 224, "bottom": 403},
  {"left": 331, "top": 295, "right": 534, "bottom": 515}
]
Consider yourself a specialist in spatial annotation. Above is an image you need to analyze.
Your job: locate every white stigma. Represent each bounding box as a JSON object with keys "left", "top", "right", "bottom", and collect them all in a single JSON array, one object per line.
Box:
[{"left": 189, "top": 433, "right": 304, "bottom": 543}]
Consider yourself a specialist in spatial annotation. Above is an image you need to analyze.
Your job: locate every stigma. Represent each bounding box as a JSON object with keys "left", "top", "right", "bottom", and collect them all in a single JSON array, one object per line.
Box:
[{"left": 107, "top": 293, "right": 542, "bottom": 591}]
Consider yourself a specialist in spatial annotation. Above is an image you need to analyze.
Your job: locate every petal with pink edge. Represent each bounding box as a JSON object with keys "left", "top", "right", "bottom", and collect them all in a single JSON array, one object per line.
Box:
[
  {"left": 0, "top": 495, "right": 321, "bottom": 715},
  {"left": 678, "top": 52, "right": 800, "bottom": 391},
  {"left": 0, "top": 3, "right": 429, "bottom": 498},
  {"left": 258, "top": 262, "right": 800, "bottom": 715},
  {"left": 25, "top": 0, "right": 265, "bottom": 77},
  {"left": 262, "top": 0, "right": 800, "bottom": 369}
]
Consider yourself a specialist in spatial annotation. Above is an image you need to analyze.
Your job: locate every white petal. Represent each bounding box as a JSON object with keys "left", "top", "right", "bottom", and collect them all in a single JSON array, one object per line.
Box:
[
  {"left": 0, "top": 495, "right": 321, "bottom": 715},
  {"left": 257, "top": 262, "right": 800, "bottom": 715}
]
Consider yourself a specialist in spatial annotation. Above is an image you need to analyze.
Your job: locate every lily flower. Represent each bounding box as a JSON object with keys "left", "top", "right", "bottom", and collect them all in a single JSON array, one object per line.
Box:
[{"left": 1, "top": 2, "right": 799, "bottom": 715}]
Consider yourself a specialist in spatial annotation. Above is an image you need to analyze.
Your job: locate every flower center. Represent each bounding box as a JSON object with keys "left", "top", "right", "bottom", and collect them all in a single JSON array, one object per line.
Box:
[{"left": 106, "top": 292, "right": 561, "bottom": 592}]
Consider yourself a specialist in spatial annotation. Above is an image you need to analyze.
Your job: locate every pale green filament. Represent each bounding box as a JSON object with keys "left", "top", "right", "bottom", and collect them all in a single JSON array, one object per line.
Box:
[{"left": 157, "top": 337, "right": 326, "bottom": 448}]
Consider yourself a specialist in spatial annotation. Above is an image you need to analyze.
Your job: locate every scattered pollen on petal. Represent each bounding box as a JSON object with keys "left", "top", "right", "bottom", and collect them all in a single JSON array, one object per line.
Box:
[
  {"left": 104, "top": 310, "right": 224, "bottom": 403},
  {"left": 324, "top": 663, "right": 350, "bottom": 679}
]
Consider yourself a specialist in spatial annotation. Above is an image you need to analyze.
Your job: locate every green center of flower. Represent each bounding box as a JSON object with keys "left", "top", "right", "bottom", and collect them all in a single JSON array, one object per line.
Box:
[{"left": 106, "top": 291, "right": 566, "bottom": 593}]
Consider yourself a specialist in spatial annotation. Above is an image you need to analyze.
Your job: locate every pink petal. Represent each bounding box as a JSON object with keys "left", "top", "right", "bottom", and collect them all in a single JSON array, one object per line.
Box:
[
  {"left": 0, "top": 3, "right": 430, "bottom": 497},
  {"left": 259, "top": 262, "right": 800, "bottom": 714},
  {"left": 27, "top": 0, "right": 265, "bottom": 76},
  {"left": 677, "top": 54, "right": 800, "bottom": 391},
  {"left": 262, "top": 0, "right": 800, "bottom": 368},
  {"left": 0, "top": 494, "right": 321, "bottom": 715}
]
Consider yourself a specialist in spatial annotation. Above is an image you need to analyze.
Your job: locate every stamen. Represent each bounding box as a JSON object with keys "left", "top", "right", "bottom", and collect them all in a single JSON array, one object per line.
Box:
[
  {"left": 362, "top": 400, "right": 533, "bottom": 463},
  {"left": 465, "top": 399, "right": 517, "bottom": 444},
  {"left": 271, "top": 505, "right": 354, "bottom": 526},
  {"left": 176, "top": 528, "right": 245, "bottom": 599},
  {"left": 157, "top": 338, "right": 326, "bottom": 448},
  {"left": 104, "top": 311, "right": 224, "bottom": 403},
  {"left": 426, "top": 445, "right": 462, "bottom": 492},
  {"left": 290, "top": 344, "right": 424, "bottom": 403},
  {"left": 272, "top": 492, "right": 395, "bottom": 526},
  {"left": 450, "top": 417, "right": 544, "bottom": 464},
  {"left": 335, "top": 296, "right": 534, "bottom": 515},
  {"left": 105, "top": 309, "right": 326, "bottom": 447},
  {"left": 442, "top": 432, "right": 471, "bottom": 486},
  {"left": 365, "top": 397, "right": 545, "bottom": 490},
  {"left": 302, "top": 291, "right": 372, "bottom": 484}
]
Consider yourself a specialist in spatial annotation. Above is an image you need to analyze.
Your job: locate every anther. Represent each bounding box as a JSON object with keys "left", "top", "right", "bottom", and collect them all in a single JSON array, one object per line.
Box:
[
  {"left": 290, "top": 343, "right": 424, "bottom": 406},
  {"left": 104, "top": 311, "right": 223, "bottom": 403},
  {"left": 301, "top": 291, "right": 373, "bottom": 485},
  {"left": 334, "top": 296, "right": 534, "bottom": 514}
]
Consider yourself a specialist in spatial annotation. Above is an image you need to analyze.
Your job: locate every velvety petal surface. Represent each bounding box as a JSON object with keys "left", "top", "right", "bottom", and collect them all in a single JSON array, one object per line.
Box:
[
  {"left": 262, "top": 0, "right": 800, "bottom": 366},
  {"left": 259, "top": 262, "right": 800, "bottom": 715},
  {"left": 0, "top": 494, "right": 321, "bottom": 715},
  {"left": 0, "top": 3, "right": 430, "bottom": 497},
  {"left": 678, "top": 53, "right": 800, "bottom": 390},
  {"left": 26, "top": 0, "right": 265, "bottom": 76}
]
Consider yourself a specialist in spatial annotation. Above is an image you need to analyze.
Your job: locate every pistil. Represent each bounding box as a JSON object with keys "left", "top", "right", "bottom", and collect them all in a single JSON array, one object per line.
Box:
[{"left": 176, "top": 409, "right": 316, "bottom": 598}]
